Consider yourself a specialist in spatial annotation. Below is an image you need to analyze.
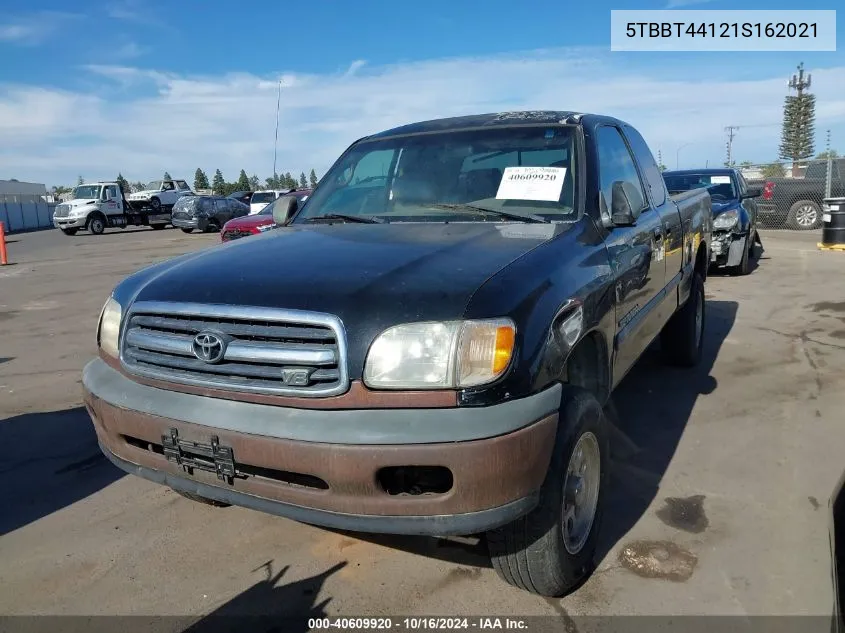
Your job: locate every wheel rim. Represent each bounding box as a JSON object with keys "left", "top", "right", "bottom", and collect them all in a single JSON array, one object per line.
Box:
[
  {"left": 694, "top": 288, "right": 703, "bottom": 349},
  {"left": 796, "top": 205, "right": 817, "bottom": 228},
  {"left": 92, "top": 219, "right": 103, "bottom": 232},
  {"left": 562, "top": 431, "right": 601, "bottom": 555}
]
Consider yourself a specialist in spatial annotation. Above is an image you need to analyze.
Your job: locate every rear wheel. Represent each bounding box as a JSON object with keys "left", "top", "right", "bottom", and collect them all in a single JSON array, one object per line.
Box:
[
  {"left": 180, "top": 227, "right": 193, "bottom": 234},
  {"left": 88, "top": 213, "right": 106, "bottom": 235},
  {"left": 60, "top": 228, "right": 78, "bottom": 236},
  {"left": 787, "top": 200, "right": 822, "bottom": 230},
  {"left": 487, "top": 385, "right": 609, "bottom": 597},
  {"left": 151, "top": 223, "right": 166, "bottom": 230},
  {"left": 660, "top": 271, "right": 705, "bottom": 367},
  {"left": 173, "top": 489, "right": 231, "bottom": 507},
  {"left": 204, "top": 220, "right": 220, "bottom": 233}
]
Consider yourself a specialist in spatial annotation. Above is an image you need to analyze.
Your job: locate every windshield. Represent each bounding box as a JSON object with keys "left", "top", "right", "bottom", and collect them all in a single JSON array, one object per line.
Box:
[
  {"left": 663, "top": 173, "right": 737, "bottom": 201},
  {"left": 72, "top": 185, "right": 102, "bottom": 200},
  {"left": 291, "top": 126, "right": 578, "bottom": 224},
  {"left": 251, "top": 192, "right": 277, "bottom": 205},
  {"left": 174, "top": 196, "right": 201, "bottom": 211},
  {"left": 145, "top": 181, "right": 162, "bottom": 191}
]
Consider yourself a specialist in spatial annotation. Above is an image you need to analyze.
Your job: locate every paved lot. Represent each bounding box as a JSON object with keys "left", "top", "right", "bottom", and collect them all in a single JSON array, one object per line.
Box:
[{"left": 2, "top": 226, "right": 845, "bottom": 623}]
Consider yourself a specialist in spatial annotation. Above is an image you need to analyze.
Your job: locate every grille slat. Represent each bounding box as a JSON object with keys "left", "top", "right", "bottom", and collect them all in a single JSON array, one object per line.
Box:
[{"left": 120, "top": 302, "right": 348, "bottom": 397}]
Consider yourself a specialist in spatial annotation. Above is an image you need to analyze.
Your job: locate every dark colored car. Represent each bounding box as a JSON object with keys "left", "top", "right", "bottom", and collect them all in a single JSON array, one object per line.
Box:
[
  {"left": 663, "top": 168, "right": 762, "bottom": 275},
  {"left": 84, "top": 110, "right": 712, "bottom": 597},
  {"left": 220, "top": 189, "right": 312, "bottom": 242},
  {"left": 171, "top": 195, "right": 250, "bottom": 233},
  {"left": 227, "top": 190, "right": 254, "bottom": 206}
]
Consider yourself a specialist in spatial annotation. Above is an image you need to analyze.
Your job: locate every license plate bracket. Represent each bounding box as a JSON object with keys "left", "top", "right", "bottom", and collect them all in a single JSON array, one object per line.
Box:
[{"left": 162, "top": 428, "right": 237, "bottom": 484}]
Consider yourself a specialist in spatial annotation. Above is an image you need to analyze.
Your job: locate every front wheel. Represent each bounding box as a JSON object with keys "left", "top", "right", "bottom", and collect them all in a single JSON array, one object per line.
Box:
[
  {"left": 180, "top": 227, "right": 193, "bottom": 234},
  {"left": 729, "top": 233, "right": 752, "bottom": 276},
  {"left": 660, "top": 271, "right": 705, "bottom": 367},
  {"left": 88, "top": 214, "right": 106, "bottom": 235},
  {"left": 487, "top": 385, "right": 609, "bottom": 597},
  {"left": 150, "top": 197, "right": 161, "bottom": 211},
  {"left": 786, "top": 200, "right": 822, "bottom": 230}
]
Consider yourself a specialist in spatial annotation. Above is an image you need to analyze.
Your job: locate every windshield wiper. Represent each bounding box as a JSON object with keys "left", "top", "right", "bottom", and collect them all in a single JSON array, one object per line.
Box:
[
  {"left": 303, "top": 213, "right": 386, "bottom": 224},
  {"left": 426, "top": 204, "right": 551, "bottom": 224}
]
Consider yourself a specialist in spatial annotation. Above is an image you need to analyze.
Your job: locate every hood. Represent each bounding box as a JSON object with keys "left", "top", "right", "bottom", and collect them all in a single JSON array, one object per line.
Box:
[
  {"left": 68, "top": 199, "right": 97, "bottom": 206},
  {"left": 711, "top": 200, "right": 740, "bottom": 216},
  {"left": 224, "top": 215, "right": 274, "bottom": 230},
  {"left": 126, "top": 221, "right": 570, "bottom": 373}
]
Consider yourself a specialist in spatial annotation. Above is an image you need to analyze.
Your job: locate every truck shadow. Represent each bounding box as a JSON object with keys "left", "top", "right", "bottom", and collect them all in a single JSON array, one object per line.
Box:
[
  {"left": 183, "top": 560, "right": 346, "bottom": 633},
  {"left": 0, "top": 406, "right": 124, "bottom": 536},
  {"left": 313, "top": 299, "right": 737, "bottom": 588},
  {"left": 596, "top": 298, "right": 738, "bottom": 565}
]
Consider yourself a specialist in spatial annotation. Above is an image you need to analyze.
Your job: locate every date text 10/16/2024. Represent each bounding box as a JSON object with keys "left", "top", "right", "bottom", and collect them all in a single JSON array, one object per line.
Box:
[{"left": 308, "top": 617, "right": 530, "bottom": 630}]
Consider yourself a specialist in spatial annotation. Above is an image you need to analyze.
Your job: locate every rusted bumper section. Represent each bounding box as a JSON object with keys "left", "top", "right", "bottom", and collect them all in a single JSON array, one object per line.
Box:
[{"left": 83, "top": 359, "right": 560, "bottom": 536}]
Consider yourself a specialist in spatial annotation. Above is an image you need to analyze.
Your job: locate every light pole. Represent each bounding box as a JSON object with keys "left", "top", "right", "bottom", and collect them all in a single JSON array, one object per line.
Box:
[
  {"left": 272, "top": 79, "right": 282, "bottom": 186},
  {"left": 676, "top": 143, "right": 692, "bottom": 170}
]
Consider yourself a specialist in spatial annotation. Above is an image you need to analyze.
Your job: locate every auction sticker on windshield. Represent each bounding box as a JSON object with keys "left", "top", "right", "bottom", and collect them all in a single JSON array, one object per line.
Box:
[
  {"left": 710, "top": 175, "right": 732, "bottom": 184},
  {"left": 496, "top": 166, "right": 566, "bottom": 202}
]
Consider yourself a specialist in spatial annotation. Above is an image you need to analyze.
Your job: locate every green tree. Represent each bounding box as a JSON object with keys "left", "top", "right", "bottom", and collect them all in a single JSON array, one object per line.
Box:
[
  {"left": 816, "top": 149, "right": 839, "bottom": 160},
  {"left": 284, "top": 172, "right": 295, "bottom": 189},
  {"left": 163, "top": 171, "right": 172, "bottom": 180},
  {"left": 760, "top": 162, "right": 787, "bottom": 178},
  {"left": 236, "top": 169, "right": 251, "bottom": 191},
  {"left": 309, "top": 169, "right": 318, "bottom": 187},
  {"left": 778, "top": 63, "right": 816, "bottom": 173},
  {"left": 739, "top": 160, "right": 753, "bottom": 168},
  {"left": 194, "top": 168, "right": 210, "bottom": 190},
  {"left": 249, "top": 174, "right": 260, "bottom": 190},
  {"left": 115, "top": 173, "right": 129, "bottom": 193},
  {"left": 657, "top": 162, "right": 667, "bottom": 172},
  {"left": 299, "top": 172, "right": 308, "bottom": 188},
  {"left": 212, "top": 169, "right": 226, "bottom": 195},
  {"left": 264, "top": 175, "right": 278, "bottom": 189},
  {"left": 130, "top": 181, "right": 145, "bottom": 192}
]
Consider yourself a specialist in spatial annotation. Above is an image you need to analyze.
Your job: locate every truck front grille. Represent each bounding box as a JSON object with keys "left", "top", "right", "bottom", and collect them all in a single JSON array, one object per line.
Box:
[
  {"left": 54, "top": 204, "right": 70, "bottom": 218},
  {"left": 119, "top": 301, "right": 349, "bottom": 397}
]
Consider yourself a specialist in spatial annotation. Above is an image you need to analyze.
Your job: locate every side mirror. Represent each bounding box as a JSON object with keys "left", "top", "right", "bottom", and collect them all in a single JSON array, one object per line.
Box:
[
  {"left": 742, "top": 187, "right": 762, "bottom": 199},
  {"left": 272, "top": 195, "right": 298, "bottom": 226},
  {"left": 609, "top": 180, "right": 644, "bottom": 226}
]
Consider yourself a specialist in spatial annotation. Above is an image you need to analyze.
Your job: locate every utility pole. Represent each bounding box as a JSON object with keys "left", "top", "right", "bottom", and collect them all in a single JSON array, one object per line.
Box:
[
  {"left": 725, "top": 126, "right": 740, "bottom": 166},
  {"left": 272, "top": 79, "right": 282, "bottom": 187},
  {"left": 785, "top": 62, "right": 813, "bottom": 177},
  {"left": 825, "top": 129, "right": 833, "bottom": 198}
]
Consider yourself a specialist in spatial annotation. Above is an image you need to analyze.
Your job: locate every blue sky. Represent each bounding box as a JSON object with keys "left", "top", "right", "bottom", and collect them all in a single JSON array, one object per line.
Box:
[{"left": 1, "top": 0, "right": 843, "bottom": 187}]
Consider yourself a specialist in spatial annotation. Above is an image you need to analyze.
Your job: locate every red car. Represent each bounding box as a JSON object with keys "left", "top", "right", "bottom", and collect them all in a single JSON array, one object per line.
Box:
[{"left": 220, "top": 189, "right": 312, "bottom": 242}]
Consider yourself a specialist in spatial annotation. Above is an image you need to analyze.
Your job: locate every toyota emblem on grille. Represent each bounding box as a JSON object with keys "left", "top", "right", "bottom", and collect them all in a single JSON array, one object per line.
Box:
[{"left": 192, "top": 331, "right": 227, "bottom": 364}]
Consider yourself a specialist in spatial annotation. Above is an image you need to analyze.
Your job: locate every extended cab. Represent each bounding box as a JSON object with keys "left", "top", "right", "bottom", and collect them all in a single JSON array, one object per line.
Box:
[
  {"left": 83, "top": 111, "right": 711, "bottom": 597},
  {"left": 127, "top": 179, "right": 194, "bottom": 212},
  {"left": 53, "top": 182, "right": 173, "bottom": 235}
]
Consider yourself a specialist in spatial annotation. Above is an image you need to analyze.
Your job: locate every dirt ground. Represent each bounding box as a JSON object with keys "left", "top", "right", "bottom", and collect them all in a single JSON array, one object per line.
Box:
[{"left": 2, "top": 226, "right": 845, "bottom": 626}]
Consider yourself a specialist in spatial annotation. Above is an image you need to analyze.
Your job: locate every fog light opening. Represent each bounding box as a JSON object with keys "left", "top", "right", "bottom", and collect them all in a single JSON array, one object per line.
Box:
[{"left": 376, "top": 466, "right": 453, "bottom": 496}]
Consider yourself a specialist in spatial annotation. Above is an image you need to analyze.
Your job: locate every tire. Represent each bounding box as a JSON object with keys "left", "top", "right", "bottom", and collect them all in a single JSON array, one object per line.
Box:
[
  {"left": 660, "top": 271, "right": 705, "bottom": 367},
  {"left": 88, "top": 213, "right": 106, "bottom": 235},
  {"left": 181, "top": 228, "right": 193, "bottom": 234},
  {"left": 150, "top": 197, "right": 161, "bottom": 211},
  {"left": 61, "top": 228, "right": 78, "bottom": 236},
  {"left": 204, "top": 220, "right": 220, "bottom": 233},
  {"left": 151, "top": 223, "right": 166, "bottom": 230},
  {"left": 173, "top": 489, "right": 231, "bottom": 507},
  {"left": 786, "top": 200, "right": 822, "bottom": 230},
  {"left": 487, "top": 385, "right": 609, "bottom": 597},
  {"left": 728, "top": 233, "right": 751, "bottom": 276}
]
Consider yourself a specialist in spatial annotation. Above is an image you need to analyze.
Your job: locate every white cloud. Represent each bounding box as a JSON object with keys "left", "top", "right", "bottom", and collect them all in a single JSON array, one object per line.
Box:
[
  {"left": 0, "top": 11, "right": 81, "bottom": 45},
  {"left": 2, "top": 48, "right": 844, "bottom": 186}
]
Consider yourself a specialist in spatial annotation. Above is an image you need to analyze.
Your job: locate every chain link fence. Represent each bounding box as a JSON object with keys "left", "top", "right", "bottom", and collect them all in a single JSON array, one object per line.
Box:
[
  {"left": 738, "top": 157, "right": 843, "bottom": 231},
  {"left": 0, "top": 193, "right": 57, "bottom": 233}
]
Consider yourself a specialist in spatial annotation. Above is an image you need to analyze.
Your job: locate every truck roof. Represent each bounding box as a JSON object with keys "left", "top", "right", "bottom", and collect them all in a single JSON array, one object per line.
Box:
[
  {"left": 663, "top": 168, "right": 738, "bottom": 176},
  {"left": 364, "top": 110, "right": 630, "bottom": 140}
]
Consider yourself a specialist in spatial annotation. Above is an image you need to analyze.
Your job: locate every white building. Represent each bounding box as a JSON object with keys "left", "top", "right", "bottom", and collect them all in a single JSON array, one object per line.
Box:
[{"left": 0, "top": 179, "right": 48, "bottom": 197}]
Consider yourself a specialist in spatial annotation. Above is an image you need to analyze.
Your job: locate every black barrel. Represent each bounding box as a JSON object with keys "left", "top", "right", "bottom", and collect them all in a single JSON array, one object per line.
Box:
[{"left": 821, "top": 197, "right": 845, "bottom": 246}]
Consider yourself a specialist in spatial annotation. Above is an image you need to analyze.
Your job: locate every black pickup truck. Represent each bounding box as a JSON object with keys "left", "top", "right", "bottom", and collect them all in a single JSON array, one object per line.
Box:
[
  {"left": 748, "top": 158, "right": 845, "bottom": 230},
  {"left": 82, "top": 111, "right": 711, "bottom": 597}
]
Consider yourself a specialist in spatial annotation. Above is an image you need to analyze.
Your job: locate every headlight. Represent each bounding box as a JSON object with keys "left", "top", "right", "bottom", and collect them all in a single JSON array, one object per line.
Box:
[
  {"left": 363, "top": 319, "right": 516, "bottom": 389},
  {"left": 97, "top": 297, "right": 122, "bottom": 358},
  {"left": 713, "top": 209, "right": 739, "bottom": 230}
]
